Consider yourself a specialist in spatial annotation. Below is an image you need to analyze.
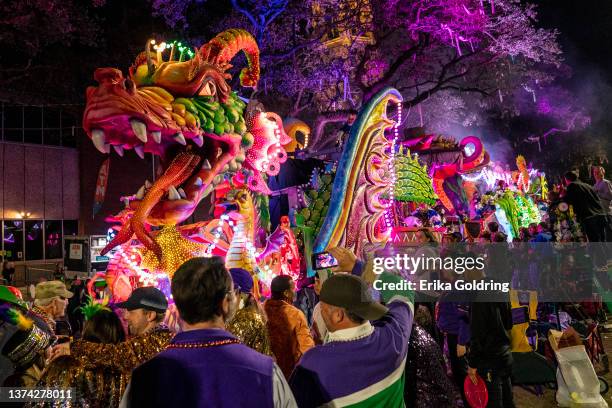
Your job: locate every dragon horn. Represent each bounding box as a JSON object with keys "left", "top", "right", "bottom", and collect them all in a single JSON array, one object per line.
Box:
[{"left": 200, "top": 29, "right": 260, "bottom": 88}]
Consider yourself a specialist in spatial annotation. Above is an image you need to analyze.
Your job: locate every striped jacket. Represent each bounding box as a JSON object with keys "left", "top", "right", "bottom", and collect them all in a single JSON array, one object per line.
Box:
[{"left": 289, "top": 270, "right": 413, "bottom": 407}]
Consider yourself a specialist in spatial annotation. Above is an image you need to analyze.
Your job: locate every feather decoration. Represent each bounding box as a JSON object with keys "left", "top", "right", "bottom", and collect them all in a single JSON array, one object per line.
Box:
[
  {"left": 78, "top": 296, "right": 111, "bottom": 321},
  {"left": 0, "top": 303, "right": 33, "bottom": 331}
]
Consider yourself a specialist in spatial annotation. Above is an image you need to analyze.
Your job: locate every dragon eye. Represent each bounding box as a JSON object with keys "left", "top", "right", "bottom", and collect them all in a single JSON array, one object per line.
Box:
[{"left": 199, "top": 80, "right": 217, "bottom": 97}]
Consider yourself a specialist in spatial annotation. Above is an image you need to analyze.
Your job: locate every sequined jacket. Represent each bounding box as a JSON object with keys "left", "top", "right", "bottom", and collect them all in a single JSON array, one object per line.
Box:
[
  {"left": 25, "top": 326, "right": 172, "bottom": 408},
  {"left": 226, "top": 307, "right": 272, "bottom": 356},
  {"left": 27, "top": 355, "right": 129, "bottom": 408},
  {"left": 70, "top": 325, "right": 173, "bottom": 373}
]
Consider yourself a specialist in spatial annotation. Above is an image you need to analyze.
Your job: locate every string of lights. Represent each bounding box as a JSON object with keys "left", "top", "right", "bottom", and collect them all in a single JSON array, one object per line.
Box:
[{"left": 383, "top": 101, "right": 402, "bottom": 233}]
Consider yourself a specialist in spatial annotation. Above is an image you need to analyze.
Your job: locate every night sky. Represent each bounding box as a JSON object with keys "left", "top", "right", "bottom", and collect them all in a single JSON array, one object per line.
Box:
[{"left": 534, "top": 1, "right": 612, "bottom": 175}]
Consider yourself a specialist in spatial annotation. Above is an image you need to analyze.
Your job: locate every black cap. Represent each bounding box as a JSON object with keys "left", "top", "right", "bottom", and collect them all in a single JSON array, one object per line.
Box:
[
  {"left": 115, "top": 287, "right": 168, "bottom": 313},
  {"left": 320, "top": 274, "right": 388, "bottom": 321}
]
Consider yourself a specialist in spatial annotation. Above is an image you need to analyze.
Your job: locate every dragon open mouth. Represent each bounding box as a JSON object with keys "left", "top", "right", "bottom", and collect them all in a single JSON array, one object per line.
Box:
[
  {"left": 83, "top": 29, "right": 294, "bottom": 261},
  {"left": 83, "top": 66, "right": 248, "bottom": 227}
]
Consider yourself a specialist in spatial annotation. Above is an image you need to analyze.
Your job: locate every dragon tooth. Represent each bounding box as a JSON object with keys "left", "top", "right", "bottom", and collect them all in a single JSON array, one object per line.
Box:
[
  {"left": 202, "top": 159, "right": 212, "bottom": 170},
  {"left": 213, "top": 175, "right": 223, "bottom": 185},
  {"left": 130, "top": 119, "right": 148, "bottom": 143},
  {"left": 167, "top": 186, "right": 181, "bottom": 200},
  {"left": 192, "top": 135, "right": 204, "bottom": 147},
  {"left": 173, "top": 132, "right": 187, "bottom": 145},
  {"left": 134, "top": 145, "right": 145, "bottom": 159},
  {"left": 145, "top": 180, "right": 152, "bottom": 188},
  {"left": 151, "top": 130, "right": 162, "bottom": 144},
  {"left": 202, "top": 184, "right": 214, "bottom": 197},
  {"left": 135, "top": 185, "right": 146, "bottom": 200},
  {"left": 222, "top": 163, "right": 230, "bottom": 172},
  {"left": 177, "top": 187, "right": 187, "bottom": 199},
  {"left": 112, "top": 145, "right": 124, "bottom": 157},
  {"left": 91, "top": 129, "right": 110, "bottom": 154},
  {"left": 229, "top": 160, "right": 238, "bottom": 172},
  {"left": 216, "top": 147, "right": 222, "bottom": 159},
  {"left": 194, "top": 177, "right": 203, "bottom": 187}
]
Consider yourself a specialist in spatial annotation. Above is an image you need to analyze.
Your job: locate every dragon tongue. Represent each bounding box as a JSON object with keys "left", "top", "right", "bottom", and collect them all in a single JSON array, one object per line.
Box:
[{"left": 161, "top": 152, "right": 201, "bottom": 190}]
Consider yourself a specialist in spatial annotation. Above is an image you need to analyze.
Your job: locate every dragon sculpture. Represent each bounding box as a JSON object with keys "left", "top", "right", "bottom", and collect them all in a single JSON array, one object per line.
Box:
[
  {"left": 83, "top": 29, "right": 290, "bottom": 278},
  {"left": 401, "top": 132, "right": 490, "bottom": 213}
]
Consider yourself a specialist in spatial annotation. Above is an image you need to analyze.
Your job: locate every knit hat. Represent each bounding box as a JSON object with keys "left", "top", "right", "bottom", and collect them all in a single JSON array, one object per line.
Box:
[{"left": 229, "top": 268, "right": 254, "bottom": 294}]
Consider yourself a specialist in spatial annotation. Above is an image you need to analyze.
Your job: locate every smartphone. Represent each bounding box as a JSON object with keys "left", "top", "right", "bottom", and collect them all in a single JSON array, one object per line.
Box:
[{"left": 312, "top": 251, "right": 339, "bottom": 270}]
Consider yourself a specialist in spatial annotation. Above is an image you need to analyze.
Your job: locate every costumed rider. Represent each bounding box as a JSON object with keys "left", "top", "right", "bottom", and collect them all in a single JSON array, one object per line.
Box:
[
  {"left": 279, "top": 216, "right": 300, "bottom": 279},
  {"left": 335, "top": 110, "right": 358, "bottom": 150},
  {"left": 0, "top": 286, "right": 53, "bottom": 387},
  {"left": 410, "top": 203, "right": 441, "bottom": 227},
  {"left": 226, "top": 268, "right": 272, "bottom": 355}
]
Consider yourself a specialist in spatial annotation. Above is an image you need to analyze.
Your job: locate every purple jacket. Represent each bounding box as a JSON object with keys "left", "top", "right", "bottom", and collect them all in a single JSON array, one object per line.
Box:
[
  {"left": 289, "top": 301, "right": 413, "bottom": 407},
  {"left": 289, "top": 265, "right": 414, "bottom": 407},
  {"left": 127, "top": 329, "right": 275, "bottom": 407}
]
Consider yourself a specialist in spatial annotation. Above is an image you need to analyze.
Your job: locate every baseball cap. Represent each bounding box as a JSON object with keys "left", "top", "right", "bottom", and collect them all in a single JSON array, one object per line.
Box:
[
  {"left": 115, "top": 287, "right": 168, "bottom": 313},
  {"left": 320, "top": 274, "right": 388, "bottom": 320},
  {"left": 35, "top": 281, "right": 73, "bottom": 300}
]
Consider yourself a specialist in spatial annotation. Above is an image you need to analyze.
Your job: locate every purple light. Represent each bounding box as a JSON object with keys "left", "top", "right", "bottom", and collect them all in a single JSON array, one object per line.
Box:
[{"left": 537, "top": 99, "right": 552, "bottom": 114}]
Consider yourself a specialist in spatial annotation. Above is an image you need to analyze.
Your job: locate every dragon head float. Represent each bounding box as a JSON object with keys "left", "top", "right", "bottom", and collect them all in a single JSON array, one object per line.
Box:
[{"left": 83, "top": 29, "right": 290, "bottom": 261}]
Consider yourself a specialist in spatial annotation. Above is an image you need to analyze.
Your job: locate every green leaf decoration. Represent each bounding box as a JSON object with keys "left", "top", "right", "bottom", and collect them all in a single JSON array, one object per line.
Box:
[{"left": 393, "top": 149, "right": 438, "bottom": 206}]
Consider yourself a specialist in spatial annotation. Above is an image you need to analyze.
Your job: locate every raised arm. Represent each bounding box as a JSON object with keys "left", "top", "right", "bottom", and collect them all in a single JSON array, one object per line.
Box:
[{"left": 71, "top": 330, "right": 173, "bottom": 372}]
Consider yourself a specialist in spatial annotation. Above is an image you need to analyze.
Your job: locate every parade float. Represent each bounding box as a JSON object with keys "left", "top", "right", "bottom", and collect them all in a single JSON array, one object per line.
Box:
[
  {"left": 83, "top": 28, "right": 549, "bottom": 296},
  {"left": 463, "top": 155, "right": 548, "bottom": 240},
  {"left": 83, "top": 29, "right": 295, "bottom": 299}
]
